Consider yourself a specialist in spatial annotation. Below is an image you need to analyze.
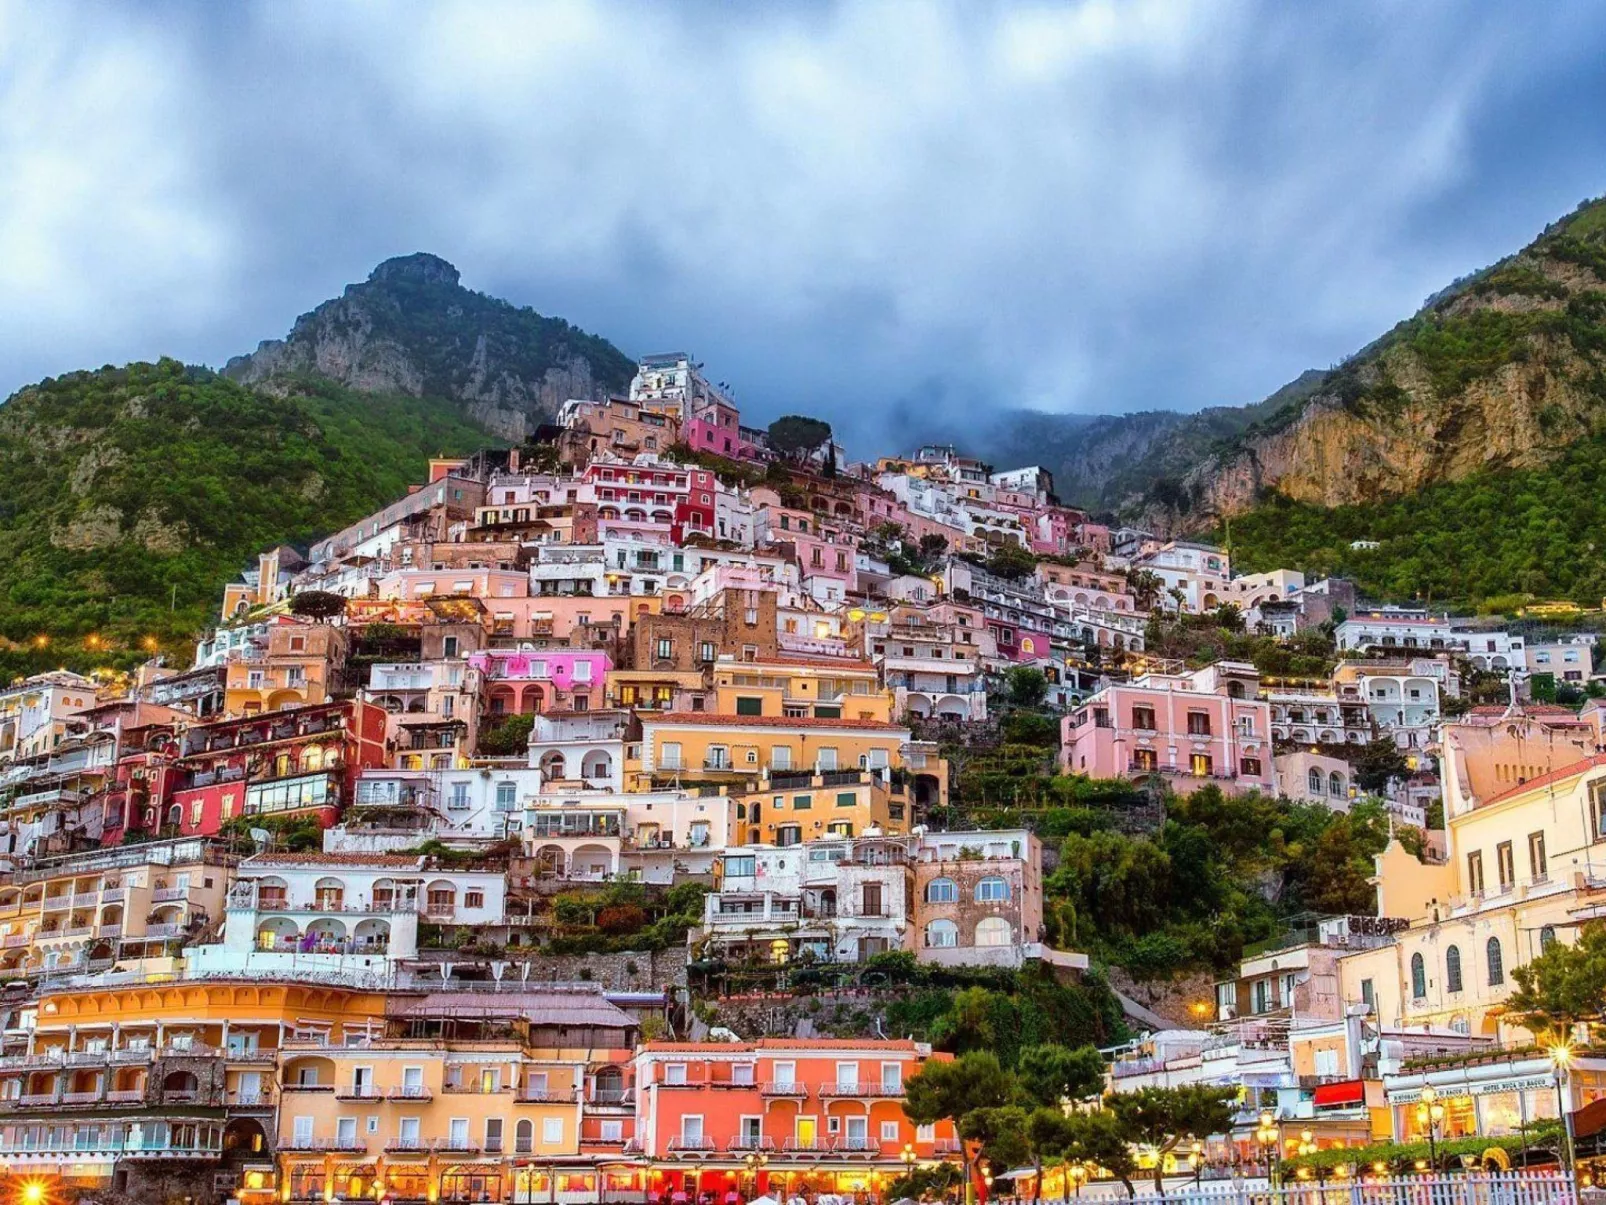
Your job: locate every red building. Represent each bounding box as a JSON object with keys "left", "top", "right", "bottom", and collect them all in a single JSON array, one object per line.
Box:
[
  {"left": 164, "top": 700, "right": 388, "bottom": 836},
  {"left": 631, "top": 1040, "right": 958, "bottom": 1202}
]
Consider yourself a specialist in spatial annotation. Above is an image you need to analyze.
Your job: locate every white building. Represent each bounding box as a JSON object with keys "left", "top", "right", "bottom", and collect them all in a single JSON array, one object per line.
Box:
[
  {"left": 189, "top": 852, "right": 507, "bottom": 978},
  {"left": 527, "top": 710, "right": 628, "bottom": 792}
]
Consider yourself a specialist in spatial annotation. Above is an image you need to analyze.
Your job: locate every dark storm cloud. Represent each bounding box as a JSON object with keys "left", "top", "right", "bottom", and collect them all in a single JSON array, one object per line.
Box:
[{"left": 3, "top": 1, "right": 1605, "bottom": 452}]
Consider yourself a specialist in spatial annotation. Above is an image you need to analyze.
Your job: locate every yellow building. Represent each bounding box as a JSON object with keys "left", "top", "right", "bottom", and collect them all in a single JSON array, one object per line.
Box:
[
  {"left": 275, "top": 987, "right": 640, "bottom": 1205},
  {"left": 0, "top": 840, "right": 233, "bottom": 981},
  {"left": 726, "top": 769, "right": 908, "bottom": 845},
  {"left": 711, "top": 655, "right": 895, "bottom": 723},
  {"left": 639, "top": 713, "right": 911, "bottom": 785},
  {"left": 225, "top": 624, "right": 351, "bottom": 716},
  {"left": 0, "top": 977, "right": 383, "bottom": 1198}
]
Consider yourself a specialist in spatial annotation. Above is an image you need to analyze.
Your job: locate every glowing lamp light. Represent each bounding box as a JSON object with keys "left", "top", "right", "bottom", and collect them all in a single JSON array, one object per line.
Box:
[{"left": 21, "top": 1184, "right": 46, "bottom": 1205}]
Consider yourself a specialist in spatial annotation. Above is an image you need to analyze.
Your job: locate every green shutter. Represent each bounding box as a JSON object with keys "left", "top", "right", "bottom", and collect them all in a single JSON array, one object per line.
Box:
[
  {"left": 814, "top": 705, "right": 841, "bottom": 719},
  {"left": 736, "top": 697, "right": 763, "bottom": 716},
  {"left": 837, "top": 792, "right": 857, "bottom": 808},
  {"left": 793, "top": 794, "right": 813, "bottom": 810}
]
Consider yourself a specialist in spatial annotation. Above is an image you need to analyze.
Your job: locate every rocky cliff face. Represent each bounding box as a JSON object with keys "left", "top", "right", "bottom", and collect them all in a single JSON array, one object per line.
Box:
[
  {"left": 225, "top": 253, "right": 636, "bottom": 442},
  {"left": 1128, "top": 198, "right": 1606, "bottom": 531}
]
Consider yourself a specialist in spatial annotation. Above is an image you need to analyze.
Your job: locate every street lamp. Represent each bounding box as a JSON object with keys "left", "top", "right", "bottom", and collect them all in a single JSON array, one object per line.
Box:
[
  {"left": 1067, "top": 1164, "right": 1087, "bottom": 1200},
  {"left": 744, "top": 1151, "right": 770, "bottom": 1194},
  {"left": 1414, "top": 1087, "right": 1444, "bottom": 1170},
  {"left": 1188, "top": 1140, "right": 1205, "bottom": 1188},
  {"left": 1551, "top": 1042, "right": 1576, "bottom": 1174},
  {"left": 1255, "top": 1110, "right": 1280, "bottom": 1186}
]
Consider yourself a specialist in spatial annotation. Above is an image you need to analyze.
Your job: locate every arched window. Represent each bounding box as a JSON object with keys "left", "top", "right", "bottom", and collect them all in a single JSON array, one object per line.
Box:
[
  {"left": 1541, "top": 925, "right": 1558, "bottom": 952},
  {"left": 1487, "top": 937, "right": 1505, "bottom": 986},
  {"left": 540, "top": 751, "right": 567, "bottom": 780},
  {"left": 975, "top": 877, "right": 1010, "bottom": 903},
  {"left": 301, "top": 744, "right": 325, "bottom": 772},
  {"left": 1328, "top": 772, "right": 1345, "bottom": 797},
  {"left": 1308, "top": 769, "right": 1323, "bottom": 794},
  {"left": 975, "top": 917, "right": 1012, "bottom": 947},
  {"left": 515, "top": 1118, "right": 534, "bottom": 1154},
  {"left": 925, "top": 878, "right": 958, "bottom": 904},
  {"left": 1445, "top": 945, "right": 1463, "bottom": 993},
  {"left": 925, "top": 919, "right": 958, "bottom": 948},
  {"left": 1411, "top": 952, "right": 1427, "bottom": 999},
  {"left": 313, "top": 878, "right": 345, "bottom": 910}
]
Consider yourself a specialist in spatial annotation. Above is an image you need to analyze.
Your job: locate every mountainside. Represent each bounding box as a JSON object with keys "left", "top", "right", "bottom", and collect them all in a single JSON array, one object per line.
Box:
[
  {"left": 0, "top": 360, "right": 489, "bottom": 675},
  {"left": 960, "top": 370, "right": 1328, "bottom": 511},
  {"left": 1145, "top": 197, "right": 1606, "bottom": 527},
  {"left": 225, "top": 252, "right": 636, "bottom": 441},
  {"left": 957, "top": 198, "right": 1606, "bottom": 521}
]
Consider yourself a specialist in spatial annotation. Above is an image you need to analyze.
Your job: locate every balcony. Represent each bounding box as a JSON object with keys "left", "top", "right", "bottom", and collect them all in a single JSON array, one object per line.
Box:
[
  {"left": 514, "top": 1087, "right": 576, "bottom": 1103},
  {"left": 337, "top": 1087, "right": 384, "bottom": 1101},
  {"left": 760, "top": 1082, "right": 807, "bottom": 1097},
  {"left": 385, "top": 1086, "right": 434, "bottom": 1102},
  {"left": 833, "top": 1137, "right": 879, "bottom": 1156},
  {"left": 667, "top": 1136, "right": 717, "bottom": 1153},
  {"left": 819, "top": 1083, "right": 902, "bottom": 1098},
  {"left": 726, "top": 1137, "right": 777, "bottom": 1153},
  {"left": 285, "top": 1137, "right": 366, "bottom": 1152},
  {"left": 229, "top": 1090, "right": 276, "bottom": 1109},
  {"left": 151, "top": 887, "right": 190, "bottom": 902}
]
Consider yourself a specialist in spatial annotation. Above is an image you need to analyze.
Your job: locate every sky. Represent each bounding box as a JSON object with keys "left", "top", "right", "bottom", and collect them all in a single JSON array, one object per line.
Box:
[{"left": 3, "top": 1, "right": 1606, "bottom": 450}]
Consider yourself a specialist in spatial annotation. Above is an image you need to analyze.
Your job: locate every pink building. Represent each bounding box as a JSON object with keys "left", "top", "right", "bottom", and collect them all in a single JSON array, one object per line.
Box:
[
  {"left": 1060, "top": 663, "right": 1275, "bottom": 795},
  {"left": 684, "top": 399, "right": 759, "bottom": 460},
  {"left": 468, "top": 649, "right": 613, "bottom": 715}
]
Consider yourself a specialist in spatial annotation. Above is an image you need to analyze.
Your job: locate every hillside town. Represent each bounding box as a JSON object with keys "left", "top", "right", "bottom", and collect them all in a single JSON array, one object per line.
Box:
[{"left": 3, "top": 353, "right": 1605, "bottom": 1205}]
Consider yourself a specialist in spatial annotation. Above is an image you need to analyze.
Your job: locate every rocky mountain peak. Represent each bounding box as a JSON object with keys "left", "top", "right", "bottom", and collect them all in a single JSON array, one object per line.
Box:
[{"left": 368, "top": 252, "right": 461, "bottom": 289}]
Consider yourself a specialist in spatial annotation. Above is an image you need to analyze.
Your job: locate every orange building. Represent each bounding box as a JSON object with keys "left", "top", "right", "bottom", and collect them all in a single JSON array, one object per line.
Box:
[{"left": 632, "top": 1040, "right": 958, "bottom": 1201}]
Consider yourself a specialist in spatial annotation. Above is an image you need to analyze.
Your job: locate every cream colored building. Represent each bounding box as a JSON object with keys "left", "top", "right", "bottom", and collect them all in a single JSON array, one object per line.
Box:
[{"left": 1333, "top": 708, "right": 1606, "bottom": 1141}]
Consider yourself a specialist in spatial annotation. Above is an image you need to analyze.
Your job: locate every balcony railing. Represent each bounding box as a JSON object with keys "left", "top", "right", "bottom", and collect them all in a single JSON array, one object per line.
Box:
[
  {"left": 668, "top": 1136, "right": 717, "bottom": 1153},
  {"left": 782, "top": 1138, "right": 830, "bottom": 1153},
  {"left": 760, "top": 1082, "right": 806, "bottom": 1096},
  {"left": 386, "top": 1085, "right": 433, "bottom": 1101},
  {"left": 819, "top": 1083, "right": 902, "bottom": 1098},
  {"left": 726, "top": 1137, "right": 777, "bottom": 1152}
]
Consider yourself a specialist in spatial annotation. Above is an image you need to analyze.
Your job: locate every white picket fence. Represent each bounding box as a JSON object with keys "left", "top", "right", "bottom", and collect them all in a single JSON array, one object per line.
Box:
[{"left": 1073, "top": 1172, "right": 1576, "bottom": 1205}]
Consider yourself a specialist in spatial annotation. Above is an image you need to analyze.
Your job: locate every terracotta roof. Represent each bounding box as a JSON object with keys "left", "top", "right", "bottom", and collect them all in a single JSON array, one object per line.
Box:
[
  {"left": 389, "top": 988, "right": 635, "bottom": 1028},
  {"left": 765, "top": 654, "right": 876, "bottom": 671},
  {"left": 644, "top": 712, "right": 907, "bottom": 731},
  {"left": 243, "top": 852, "right": 424, "bottom": 868},
  {"left": 1477, "top": 752, "right": 1606, "bottom": 809},
  {"left": 640, "top": 1038, "right": 921, "bottom": 1052}
]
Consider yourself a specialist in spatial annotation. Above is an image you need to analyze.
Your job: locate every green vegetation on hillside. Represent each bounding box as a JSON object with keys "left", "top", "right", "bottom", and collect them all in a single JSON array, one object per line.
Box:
[
  {"left": 1224, "top": 426, "right": 1606, "bottom": 606},
  {"left": 0, "top": 359, "right": 491, "bottom": 679}
]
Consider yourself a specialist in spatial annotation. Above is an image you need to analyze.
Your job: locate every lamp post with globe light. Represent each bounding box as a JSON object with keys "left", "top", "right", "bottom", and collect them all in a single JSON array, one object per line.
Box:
[
  {"left": 1255, "top": 1111, "right": 1280, "bottom": 1186},
  {"left": 1552, "top": 1042, "right": 1576, "bottom": 1174},
  {"left": 1415, "top": 1087, "right": 1445, "bottom": 1171}
]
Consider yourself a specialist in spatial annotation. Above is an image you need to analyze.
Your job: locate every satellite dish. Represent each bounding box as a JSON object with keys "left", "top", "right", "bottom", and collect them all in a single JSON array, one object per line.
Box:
[{"left": 249, "top": 828, "right": 273, "bottom": 852}]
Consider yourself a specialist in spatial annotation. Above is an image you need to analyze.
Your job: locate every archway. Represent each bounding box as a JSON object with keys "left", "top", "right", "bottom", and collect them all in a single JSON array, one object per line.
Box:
[
  {"left": 581, "top": 751, "right": 613, "bottom": 781},
  {"left": 223, "top": 1117, "right": 269, "bottom": 1156}
]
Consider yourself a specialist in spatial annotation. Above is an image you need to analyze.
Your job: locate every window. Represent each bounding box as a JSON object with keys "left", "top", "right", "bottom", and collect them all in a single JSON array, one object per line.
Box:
[
  {"left": 736, "top": 697, "right": 763, "bottom": 716},
  {"left": 699, "top": 641, "right": 716, "bottom": 663},
  {"left": 543, "top": 1118, "right": 563, "bottom": 1144},
  {"left": 515, "top": 1119, "right": 534, "bottom": 1154},
  {"left": 449, "top": 782, "right": 470, "bottom": 810},
  {"left": 1487, "top": 937, "right": 1505, "bottom": 986},
  {"left": 836, "top": 792, "right": 857, "bottom": 809},
  {"left": 861, "top": 883, "right": 883, "bottom": 916},
  {"left": 601, "top": 1120, "right": 623, "bottom": 1142},
  {"left": 665, "top": 1064, "right": 687, "bottom": 1085},
  {"left": 1529, "top": 832, "right": 1548, "bottom": 881},
  {"left": 1240, "top": 757, "right": 1261, "bottom": 777},
  {"left": 1132, "top": 706, "right": 1156, "bottom": 731},
  {"left": 771, "top": 746, "right": 792, "bottom": 771},
  {"left": 1496, "top": 841, "right": 1515, "bottom": 890},
  {"left": 817, "top": 747, "right": 838, "bottom": 771},
  {"left": 1360, "top": 978, "right": 1374, "bottom": 1010},
  {"left": 1445, "top": 945, "right": 1463, "bottom": 993},
  {"left": 661, "top": 742, "right": 682, "bottom": 770},
  {"left": 1308, "top": 768, "right": 1324, "bottom": 795},
  {"left": 881, "top": 1121, "right": 900, "bottom": 1142},
  {"left": 495, "top": 783, "right": 516, "bottom": 811},
  {"left": 1186, "top": 712, "right": 1211, "bottom": 736},
  {"left": 449, "top": 1118, "right": 470, "bottom": 1149},
  {"left": 975, "top": 917, "right": 1012, "bottom": 946},
  {"left": 1329, "top": 771, "right": 1345, "bottom": 796},
  {"left": 656, "top": 638, "right": 673, "bottom": 661},
  {"left": 486, "top": 1118, "right": 504, "bottom": 1152},
  {"left": 1411, "top": 952, "right": 1427, "bottom": 999},
  {"left": 1190, "top": 753, "right": 1213, "bottom": 777},
  {"left": 706, "top": 746, "right": 730, "bottom": 770},
  {"left": 1541, "top": 925, "right": 1558, "bottom": 951},
  {"left": 975, "top": 877, "right": 1010, "bottom": 902},
  {"left": 925, "top": 919, "right": 958, "bottom": 948},
  {"left": 465, "top": 889, "right": 485, "bottom": 909},
  {"left": 1135, "top": 749, "right": 1159, "bottom": 772},
  {"left": 1467, "top": 851, "right": 1485, "bottom": 895}
]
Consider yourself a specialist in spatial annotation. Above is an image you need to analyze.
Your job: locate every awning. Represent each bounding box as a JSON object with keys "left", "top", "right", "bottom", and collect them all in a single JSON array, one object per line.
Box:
[{"left": 1314, "top": 1079, "right": 1365, "bottom": 1108}]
